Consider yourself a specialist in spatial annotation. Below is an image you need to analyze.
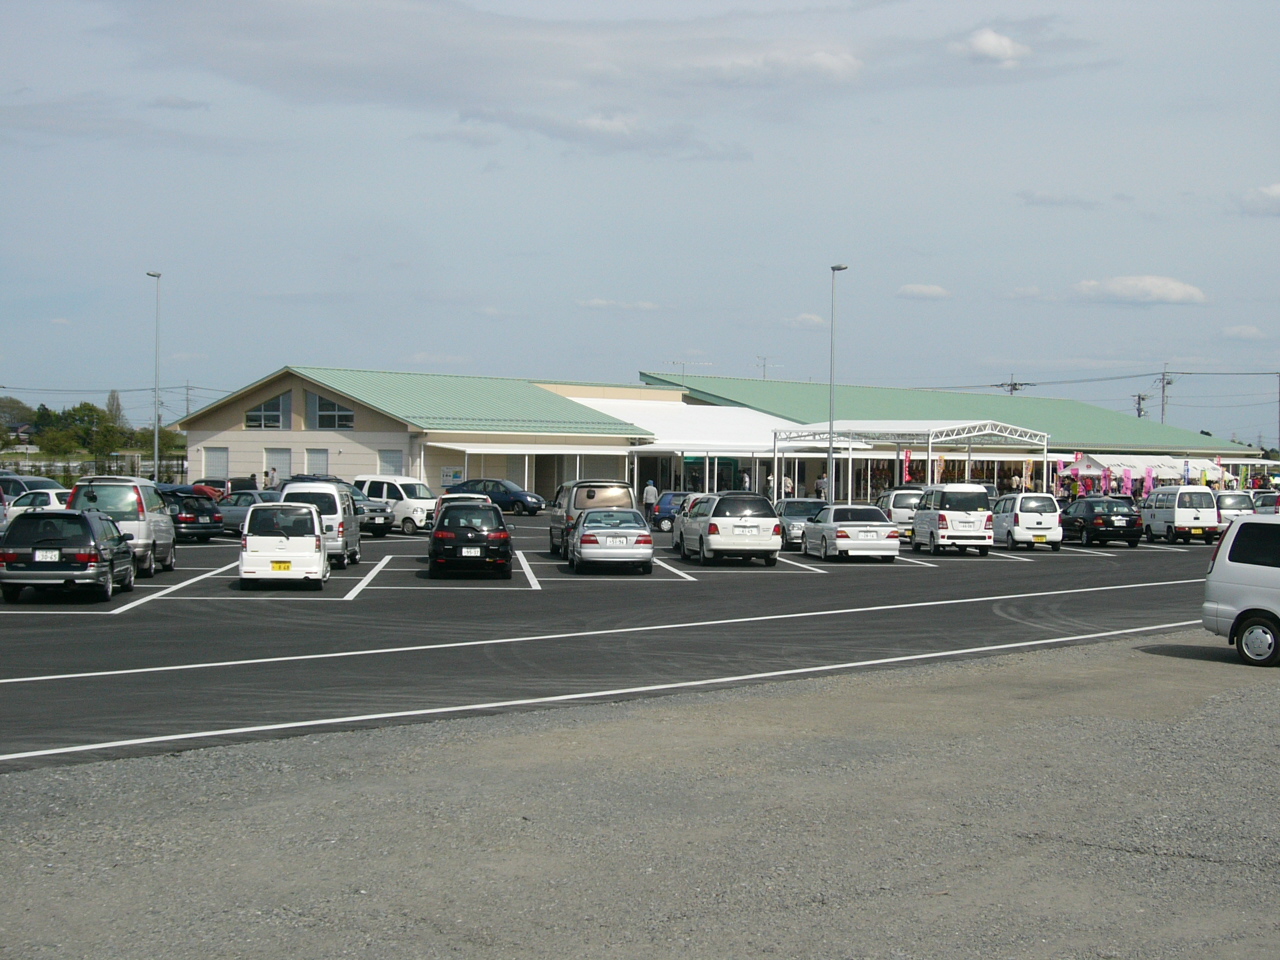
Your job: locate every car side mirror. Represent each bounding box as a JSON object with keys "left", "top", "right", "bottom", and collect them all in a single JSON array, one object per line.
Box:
[{"left": 122, "top": 533, "right": 135, "bottom": 542}]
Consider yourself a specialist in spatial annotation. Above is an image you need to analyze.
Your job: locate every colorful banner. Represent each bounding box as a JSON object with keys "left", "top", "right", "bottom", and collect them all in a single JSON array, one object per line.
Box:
[
  {"left": 1144, "top": 466, "right": 1154, "bottom": 496},
  {"left": 1122, "top": 468, "right": 1133, "bottom": 496},
  {"left": 903, "top": 448, "right": 912, "bottom": 480}
]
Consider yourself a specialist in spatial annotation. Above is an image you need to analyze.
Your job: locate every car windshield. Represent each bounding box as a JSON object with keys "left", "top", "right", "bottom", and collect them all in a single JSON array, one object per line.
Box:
[
  {"left": 439, "top": 507, "right": 503, "bottom": 530},
  {"left": 498, "top": 480, "right": 522, "bottom": 492},
  {"left": 284, "top": 492, "right": 338, "bottom": 515},
  {"left": 582, "top": 510, "right": 646, "bottom": 529},
  {"left": 248, "top": 506, "right": 316, "bottom": 537},
  {"left": 70, "top": 484, "right": 139, "bottom": 521},
  {"left": 1218, "top": 494, "right": 1254, "bottom": 510},
  {"left": 891, "top": 492, "right": 922, "bottom": 508},
  {"left": 781, "top": 501, "right": 825, "bottom": 517},
  {"left": 574, "top": 486, "right": 633, "bottom": 509},
  {"left": 1018, "top": 496, "right": 1057, "bottom": 514},
  {"left": 401, "top": 483, "right": 433, "bottom": 500},
  {"left": 1092, "top": 500, "right": 1136, "bottom": 515},
  {"left": 1178, "top": 492, "right": 1215, "bottom": 509},
  {"left": 831, "top": 507, "right": 888, "bottom": 523},
  {"left": 4, "top": 515, "right": 92, "bottom": 546},
  {"left": 713, "top": 496, "right": 776, "bottom": 518},
  {"left": 939, "top": 492, "right": 989, "bottom": 511}
]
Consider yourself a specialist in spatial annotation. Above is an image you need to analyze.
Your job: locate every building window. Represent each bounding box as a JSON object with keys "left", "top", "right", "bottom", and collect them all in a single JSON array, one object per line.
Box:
[
  {"left": 246, "top": 391, "right": 292, "bottom": 429},
  {"left": 204, "top": 447, "right": 229, "bottom": 478},
  {"left": 264, "top": 448, "right": 292, "bottom": 478},
  {"left": 304, "top": 391, "right": 354, "bottom": 430},
  {"left": 378, "top": 449, "right": 404, "bottom": 475},
  {"left": 306, "top": 448, "right": 330, "bottom": 475}
]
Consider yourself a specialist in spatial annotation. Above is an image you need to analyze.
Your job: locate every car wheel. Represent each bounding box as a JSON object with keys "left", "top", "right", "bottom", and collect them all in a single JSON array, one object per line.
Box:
[
  {"left": 566, "top": 547, "right": 576, "bottom": 570},
  {"left": 311, "top": 577, "right": 325, "bottom": 591},
  {"left": 911, "top": 538, "right": 922, "bottom": 554},
  {"left": 640, "top": 561, "right": 653, "bottom": 575},
  {"left": 401, "top": 518, "right": 418, "bottom": 536},
  {"left": 799, "top": 535, "right": 809, "bottom": 556},
  {"left": 1204, "top": 533, "right": 1216, "bottom": 545},
  {"left": 1, "top": 584, "right": 21, "bottom": 604},
  {"left": 764, "top": 553, "right": 778, "bottom": 567},
  {"left": 1006, "top": 532, "right": 1016, "bottom": 551},
  {"left": 97, "top": 571, "right": 114, "bottom": 602},
  {"left": 880, "top": 555, "right": 895, "bottom": 563},
  {"left": 161, "top": 546, "right": 176, "bottom": 572},
  {"left": 821, "top": 537, "right": 833, "bottom": 561},
  {"left": 977, "top": 546, "right": 989, "bottom": 557},
  {"left": 659, "top": 518, "right": 673, "bottom": 533},
  {"left": 574, "top": 553, "right": 588, "bottom": 574},
  {"left": 1051, "top": 542, "right": 1062, "bottom": 552},
  {"left": 426, "top": 561, "right": 437, "bottom": 579},
  {"left": 120, "top": 561, "right": 135, "bottom": 593},
  {"left": 500, "top": 564, "right": 513, "bottom": 579},
  {"left": 513, "top": 502, "right": 526, "bottom": 516},
  {"left": 1236, "top": 615, "right": 1280, "bottom": 666},
  {"left": 349, "top": 543, "right": 361, "bottom": 565},
  {"left": 1166, "top": 526, "right": 1177, "bottom": 544},
  {"left": 1145, "top": 525, "right": 1156, "bottom": 543},
  {"left": 548, "top": 531, "right": 560, "bottom": 557},
  {"left": 137, "top": 549, "right": 156, "bottom": 579},
  {"left": 1127, "top": 539, "right": 1138, "bottom": 548},
  {"left": 699, "top": 538, "right": 714, "bottom": 565},
  {"left": 332, "top": 552, "right": 347, "bottom": 570},
  {"left": 929, "top": 535, "right": 941, "bottom": 556},
  {"left": 1081, "top": 529, "right": 1093, "bottom": 547},
  {"left": 679, "top": 535, "right": 691, "bottom": 560}
]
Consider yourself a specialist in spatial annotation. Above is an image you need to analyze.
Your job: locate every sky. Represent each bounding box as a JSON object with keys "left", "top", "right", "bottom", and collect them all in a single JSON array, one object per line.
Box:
[{"left": 2, "top": 1, "right": 1277, "bottom": 444}]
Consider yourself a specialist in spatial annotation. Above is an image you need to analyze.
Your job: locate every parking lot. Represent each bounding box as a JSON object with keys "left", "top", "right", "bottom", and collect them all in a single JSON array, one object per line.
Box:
[{"left": 0, "top": 514, "right": 1213, "bottom": 770}]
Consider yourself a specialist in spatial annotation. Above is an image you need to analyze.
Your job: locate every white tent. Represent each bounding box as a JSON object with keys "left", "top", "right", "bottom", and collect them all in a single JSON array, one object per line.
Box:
[{"left": 1059, "top": 454, "right": 1235, "bottom": 484}]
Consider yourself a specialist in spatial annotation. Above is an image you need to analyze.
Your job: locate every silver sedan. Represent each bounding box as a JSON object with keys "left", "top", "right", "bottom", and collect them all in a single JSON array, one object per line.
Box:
[
  {"left": 800, "top": 504, "right": 900, "bottom": 562},
  {"left": 568, "top": 508, "right": 654, "bottom": 574}
]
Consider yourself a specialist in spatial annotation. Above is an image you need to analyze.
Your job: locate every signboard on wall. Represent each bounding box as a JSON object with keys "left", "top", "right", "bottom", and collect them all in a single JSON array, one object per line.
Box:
[{"left": 441, "top": 466, "right": 464, "bottom": 486}]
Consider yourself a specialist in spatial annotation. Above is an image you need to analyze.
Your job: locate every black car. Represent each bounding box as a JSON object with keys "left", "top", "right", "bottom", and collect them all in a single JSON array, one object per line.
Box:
[
  {"left": 1060, "top": 497, "right": 1141, "bottom": 547},
  {"left": 159, "top": 490, "right": 223, "bottom": 542},
  {"left": 427, "top": 502, "right": 513, "bottom": 578},
  {"left": 0, "top": 509, "right": 136, "bottom": 602},
  {"left": 446, "top": 478, "right": 545, "bottom": 515}
]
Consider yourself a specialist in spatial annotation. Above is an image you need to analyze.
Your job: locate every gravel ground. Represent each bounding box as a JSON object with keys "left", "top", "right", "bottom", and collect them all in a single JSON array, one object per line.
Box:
[{"left": 2, "top": 628, "right": 1278, "bottom": 960}]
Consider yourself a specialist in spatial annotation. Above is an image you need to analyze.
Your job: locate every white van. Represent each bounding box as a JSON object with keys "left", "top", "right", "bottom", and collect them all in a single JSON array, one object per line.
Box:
[
  {"left": 238, "top": 502, "right": 329, "bottom": 591},
  {"left": 910, "top": 483, "right": 992, "bottom": 556},
  {"left": 1202, "top": 514, "right": 1280, "bottom": 665},
  {"left": 353, "top": 475, "right": 437, "bottom": 535},
  {"left": 992, "top": 492, "right": 1062, "bottom": 551},
  {"left": 875, "top": 486, "right": 924, "bottom": 540},
  {"left": 1141, "top": 485, "right": 1219, "bottom": 544},
  {"left": 279, "top": 480, "right": 361, "bottom": 567}
]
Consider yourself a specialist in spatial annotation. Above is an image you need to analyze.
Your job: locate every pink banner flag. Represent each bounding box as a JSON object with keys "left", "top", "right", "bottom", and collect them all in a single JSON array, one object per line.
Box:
[{"left": 1122, "top": 468, "right": 1133, "bottom": 496}]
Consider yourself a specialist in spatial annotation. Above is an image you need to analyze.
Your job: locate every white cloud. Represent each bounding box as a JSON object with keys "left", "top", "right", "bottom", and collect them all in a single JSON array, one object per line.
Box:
[
  {"left": 781, "top": 312, "right": 826, "bottom": 329},
  {"left": 1073, "top": 276, "right": 1206, "bottom": 305},
  {"left": 1240, "top": 183, "right": 1280, "bottom": 216},
  {"left": 896, "top": 284, "right": 952, "bottom": 300},
  {"left": 1016, "top": 190, "right": 1099, "bottom": 210},
  {"left": 950, "top": 28, "right": 1031, "bottom": 69},
  {"left": 577, "top": 298, "right": 660, "bottom": 310},
  {"left": 1222, "top": 325, "right": 1267, "bottom": 341}
]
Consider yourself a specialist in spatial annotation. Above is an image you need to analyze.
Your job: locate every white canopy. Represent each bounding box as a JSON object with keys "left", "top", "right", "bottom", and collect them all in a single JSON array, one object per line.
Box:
[
  {"left": 572, "top": 398, "right": 817, "bottom": 457},
  {"left": 1059, "top": 453, "right": 1235, "bottom": 482}
]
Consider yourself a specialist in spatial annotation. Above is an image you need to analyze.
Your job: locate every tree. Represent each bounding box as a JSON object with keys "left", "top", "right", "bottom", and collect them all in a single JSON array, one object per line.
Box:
[
  {"left": 105, "top": 390, "right": 131, "bottom": 430},
  {"left": 0, "top": 395, "right": 36, "bottom": 427},
  {"left": 35, "top": 428, "right": 80, "bottom": 457},
  {"left": 86, "top": 423, "right": 125, "bottom": 461},
  {"left": 135, "top": 426, "right": 187, "bottom": 456}
]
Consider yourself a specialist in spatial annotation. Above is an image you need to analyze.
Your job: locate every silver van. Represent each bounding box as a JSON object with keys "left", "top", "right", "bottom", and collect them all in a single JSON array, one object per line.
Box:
[
  {"left": 66, "top": 475, "right": 177, "bottom": 577},
  {"left": 280, "top": 480, "right": 361, "bottom": 568},
  {"left": 547, "top": 480, "right": 638, "bottom": 557},
  {"left": 1202, "top": 514, "right": 1280, "bottom": 665},
  {"left": 909, "top": 483, "right": 992, "bottom": 556}
]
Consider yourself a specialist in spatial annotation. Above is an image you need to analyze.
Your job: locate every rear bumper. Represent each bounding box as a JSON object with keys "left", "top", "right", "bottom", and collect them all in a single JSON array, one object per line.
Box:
[
  {"left": 707, "top": 535, "right": 783, "bottom": 554},
  {"left": 579, "top": 545, "right": 654, "bottom": 564},
  {"left": 0, "top": 565, "right": 111, "bottom": 587},
  {"left": 1010, "top": 527, "right": 1063, "bottom": 543},
  {"left": 834, "top": 540, "right": 899, "bottom": 556},
  {"left": 1201, "top": 600, "right": 1229, "bottom": 638},
  {"left": 239, "top": 558, "right": 327, "bottom": 580}
]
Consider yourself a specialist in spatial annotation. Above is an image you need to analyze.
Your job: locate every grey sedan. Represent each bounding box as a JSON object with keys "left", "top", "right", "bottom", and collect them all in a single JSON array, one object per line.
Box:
[
  {"left": 219, "top": 490, "right": 283, "bottom": 535},
  {"left": 568, "top": 508, "right": 654, "bottom": 575}
]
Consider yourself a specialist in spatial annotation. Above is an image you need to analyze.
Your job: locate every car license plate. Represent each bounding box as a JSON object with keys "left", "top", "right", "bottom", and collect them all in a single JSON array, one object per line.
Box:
[
  {"left": 271, "top": 561, "right": 291, "bottom": 571},
  {"left": 858, "top": 531, "right": 877, "bottom": 539},
  {"left": 735, "top": 527, "right": 758, "bottom": 535},
  {"left": 606, "top": 536, "right": 626, "bottom": 546},
  {"left": 1033, "top": 535, "right": 1047, "bottom": 543},
  {"left": 461, "top": 547, "right": 481, "bottom": 557},
  {"left": 1191, "top": 528, "right": 1203, "bottom": 535},
  {"left": 374, "top": 517, "right": 387, "bottom": 523},
  {"left": 35, "top": 549, "right": 60, "bottom": 562},
  {"left": 199, "top": 516, "right": 211, "bottom": 523}
]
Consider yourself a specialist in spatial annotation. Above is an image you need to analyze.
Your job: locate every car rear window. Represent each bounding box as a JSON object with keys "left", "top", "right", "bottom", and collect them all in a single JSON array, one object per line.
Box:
[
  {"left": 1178, "top": 492, "right": 1215, "bottom": 509},
  {"left": 1018, "top": 496, "right": 1057, "bottom": 514},
  {"left": 832, "top": 507, "right": 888, "bottom": 523},
  {"left": 1227, "top": 523, "right": 1280, "bottom": 568},
  {"left": 1217, "top": 494, "right": 1254, "bottom": 510},
  {"left": 284, "top": 492, "right": 338, "bottom": 515},
  {"left": 573, "top": 486, "right": 633, "bottom": 509},
  {"left": 69, "top": 484, "right": 140, "bottom": 521},
  {"left": 938, "top": 492, "right": 989, "bottom": 512},
  {"left": 3, "top": 514, "right": 92, "bottom": 547},
  {"left": 1256, "top": 492, "right": 1278, "bottom": 506},
  {"left": 891, "top": 492, "right": 922, "bottom": 509},
  {"left": 1091, "top": 500, "right": 1136, "bottom": 515},
  {"left": 248, "top": 506, "right": 317, "bottom": 537},
  {"left": 439, "top": 506, "right": 503, "bottom": 530},
  {"left": 582, "top": 510, "right": 646, "bottom": 529},
  {"left": 781, "top": 501, "right": 825, "bottom": 517},
  {"left": 712, "top": 496, "right": 776, "bottom": 518}
]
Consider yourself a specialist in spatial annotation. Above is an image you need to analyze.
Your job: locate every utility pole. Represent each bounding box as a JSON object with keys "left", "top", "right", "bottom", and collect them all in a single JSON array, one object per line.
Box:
[
  {"left": 185, "top": 380, "right": 191, "bottom": 417},
  {"left": 756, "top": 357, "right": 781, "bottom": 379},
  {"left": 1132, "top": 393, "right": 1150, "bottom": 418},
  {"left": 1159, "top": 363, "right": 1174, "bottom": 423},
  {"left": 662, "top": 360, "right": 711, "bottom": 387},
  {"left": 996, "top": 374, "right": 1034, "bottom": 395}
]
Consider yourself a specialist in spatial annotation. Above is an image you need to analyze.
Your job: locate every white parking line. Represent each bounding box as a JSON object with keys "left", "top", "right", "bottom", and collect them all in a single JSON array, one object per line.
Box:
[
  {"left": 0, "top": 618, "right": 1202, "bottom": 763},
  {"left": 986, "top": 552, "right": 1035, "bottom": 563},
  {"left": 516, "top": 551, "right": 541, "bottom": 590},
  {"left": 1058, "top": 546, "right": 1117, "bottom": 557},
  {"left": 110, "top": 563, "right": 239, "bottom": 614},
  {"left": 3, "top": 578, "right": 1206, "bottom": 686},
  {"left": 776, "top": 555, "right": 828, "bottom": 573},
  {"left": 895, "top": 556, "right": 937, "bottom": 568},
  {"left": 1141, "top": 543, "right": 1190, "bottom": 553},
  {"left": 344, "top": 555, "right": 392, "bottom": 600},
  {"left": 653, "top": 558, "right": 696, "bottom": 581}
]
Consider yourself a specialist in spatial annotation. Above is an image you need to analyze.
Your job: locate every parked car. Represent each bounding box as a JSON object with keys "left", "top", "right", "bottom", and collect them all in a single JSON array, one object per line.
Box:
[
  {"left": 2, "top": 489, "right": 71, "bottom": 525},
  {"left": 674, "top": 492, "right": 781, "bottom": 566},
  {"left": 353, "top": 475, "right": 437, "bottom": 535},
  {"left": 426, "top": 501, "right": 513, "bottom": 579},
  {"left": 65, "top": 476, "right": 177, "bottom": 577},
  {"left": 1216, "top": 491, "right": 1256, "bottom": 528},
  {"left": 159, "top": 489, "right": 223, "bottom": 542},
  {"left": 279, "top": 480, "right": 361, "bottom": 568},
  {"left": 992, "top": 492, "right": 1063, "bottom": 551},
  {"left": 874, "top": 487, "right": 924, "bottom": 541},
  {"left": 0, "top": 509, "right": 136, "bottom": 602},
  {"left": 567, "top": 508, "right": 654, "bottom": 574},
  {"left": 650, "top": 491, "right": 691, "bottom": 533},
  {"left": 283, "top": 475, "right": 395, "bottom": 537},
  {"left": 218, "top": 490, "right": 284, "bottom": 534},
  {"left": 1202, "top": 514, "right": 1280, "bottom": 665},
  {"left": 1060, "top": 497, "right": 1141, "bottom": 547},
  {"left": 547, "top": 479, "right": 639, "bottom": 557},
  {"left": 774, "top": 498, "right": 828, "bottom": 550},
  {"left": 1254, "top": 490, "right": 1279, "bottom": 515},
  {"left": 669, "top": 494, "right": 706, "bottom": 554},
  {"left": 432, "top": 492, "right": 492, "bottom": 528},
  {"left": 1142, "top": 485, "right": 1221, "bottom": 544},
  {"left": 909, "top": 484, "right": 992, "bottom": 556},
  {"left": 0, "top": 475, "right": 65, "bottom": 499},
  {"left": 445, "top": 478, "right": 545, "bottom": 515},
  {"left": 800, "top": 504, "right": 898, "bottom": 562},
  {"left": 238, "top": 502, "right": 329, "bottom": 591}
]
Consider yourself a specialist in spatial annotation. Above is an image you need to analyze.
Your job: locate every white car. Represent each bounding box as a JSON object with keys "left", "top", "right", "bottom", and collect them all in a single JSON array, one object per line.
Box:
[
  {"left": 1202, "top": 514, "right": 1280, "bottom": 665},
  {"left": 1254, "top": 490, "right": 1278, "bottom": 515},
  {"left": 568, "top": 508, "right": 654, "bottom": 574},
  {"left": 238, "top": 502, "right": 329, "bottom": 590},
  {"left": 1141, "top": 485, "right": 1219, "bottom": 544},
  {"left": 1215, "top": 491, "right": 1255, "bottom": 529},
  {"left": 910, "top": 483, "right": 993, "bottom": 556},
  {"left": 2, "top": 488, "right": 70, "bottom": 527},
  {"left": 675, "top": 492, "right": 781, "bottom": 566},
  {"left": 354, "top": 474, "right": 437, "bottom": 535},
  {"left": 800, "top": 504, "right": 899, "bottom": 562},
  {"left": 875, "top": 487, "right": 924, "bottom": 540},
  {"left": 991, "top": 492, "right": 1062, "bottom": 551}
]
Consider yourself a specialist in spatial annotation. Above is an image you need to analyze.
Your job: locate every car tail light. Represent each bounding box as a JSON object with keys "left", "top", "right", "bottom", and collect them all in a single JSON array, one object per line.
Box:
[
  {"left": 886, "top": 529, "right": 899, "bottom": 539},
  {"left": 178, "top": 513, "right": 196, "bottom": 523},
  {"left": 338, "top": 521, "right": 345, "bottom": 538},
  {"left": 241, "top": 534, "right": 248, "bottom": 550},
  {"left": 0, "top": 551, "right": 18, "bottom": 562},
  {"left": 985, "top": 514, "right": 993, "bottom": 530},
  {"left": 1093, "top": 517, "right": 1106, "bottom": 526},
  {"left": 772, "top": 524, "right": 782, "bottom": 536},
  {"left": 1208, "top": 531, "right": 1224, "bottom": 572},
  {"left": 315, "top": 535, "right": 322, "bottom": 553},
  {"left": 1013, "top": 512, "right": 1020, "bottom": 525},
  {"left": 487, "top": 530, "right": 510, "bottom": 541},
  {"left": 73, "top": 551, "right": 100, "bottom": 563},
  {"left": 836, "top": 529, "right": 850, "bottom": 539},
  {"left": 1217, "top": 509, "right": 1223, "bottom": 524},
  {"left": 580, "top": 533, "right": 599, "bottom": 544},
  {"left": 938, "top": 513, "right": 949, "bottom": 529},
  {"left": 213, "top": 514, "right": 223, "bottom": 522},
  {"left": 636, "top": 533, "right": 653, "bottom": 545},
  {"left": 433, "top": 530, "right": 455, "bottom": 539},
  {"left": 708, "top": 522, "right": 720, "bottom": 535},
  {"left": 1057, "top": 514, "right": 1063, "bottom": 526},
  {"left": 132, "top": 486, "right": 145, "bottom": 519}
]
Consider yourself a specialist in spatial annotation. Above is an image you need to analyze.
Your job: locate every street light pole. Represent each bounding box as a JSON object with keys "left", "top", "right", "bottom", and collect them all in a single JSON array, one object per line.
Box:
[
  {"left": 827, "top": 264, "right": 847, "bottom": 504},
  {"left": 147, "top": 271, "right": 161, "bottom": 479}
]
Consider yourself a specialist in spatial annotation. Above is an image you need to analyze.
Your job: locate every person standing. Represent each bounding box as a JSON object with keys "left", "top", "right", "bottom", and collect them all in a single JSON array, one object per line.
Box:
[
  {"left": 642, "top": 479, "right": 659, "bottom": 522},
  {"left": 815, "top": 472, "right": 829, "bottom": 499},
  {"left": 783, "top": 474, "right": 794, "bottom": 497}
]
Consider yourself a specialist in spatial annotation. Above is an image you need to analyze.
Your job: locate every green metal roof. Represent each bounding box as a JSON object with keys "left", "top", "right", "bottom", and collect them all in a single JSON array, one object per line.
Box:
[{"left": 639, "top": 372, "right": 1252, "bottom": 456}]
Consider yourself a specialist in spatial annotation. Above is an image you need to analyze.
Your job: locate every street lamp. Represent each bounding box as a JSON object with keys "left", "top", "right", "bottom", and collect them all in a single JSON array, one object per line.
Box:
[
  {"left": 146, "top": 271, "right": 161, "bottom": 479},
  {"left": 827, "top": 264, "right": 847, "bottom": 504}
]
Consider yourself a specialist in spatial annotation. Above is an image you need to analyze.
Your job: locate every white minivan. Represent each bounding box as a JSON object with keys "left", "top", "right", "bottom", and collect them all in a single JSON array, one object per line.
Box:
[
  {"left": 354, "top": 475, "right": 437, "bottom": 535},
  {"left": 238, "top": 502, "right": 329, "bottom": 590},
  {"left": 992, "top": 492, "right": 1062, "bottom": 551},
  {"left": 1141, "top": 485, "right": 1219, "bottom": 544},
  {"left": 1202, "top": 514, "right": 1280, "bottom": 665},
  {"left": 910, "top": 483, "right": 993, "bottom": 556}
]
